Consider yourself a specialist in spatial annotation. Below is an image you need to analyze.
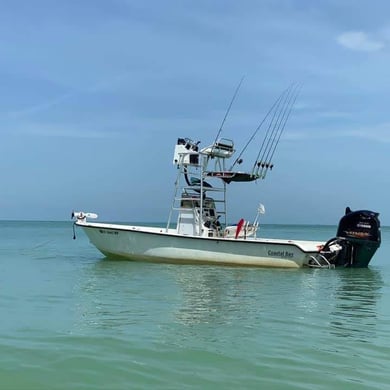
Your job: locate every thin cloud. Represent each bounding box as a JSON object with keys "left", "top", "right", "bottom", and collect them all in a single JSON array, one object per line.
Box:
[
  {"left": 337, "top": 31, "right": 385, "bottom": 52},
  {"left": 6, "top": 72, "right": 132, "bottom": 119},
  {"left": 316, "top": 110, "right": 352, "bottom": 119},
  {"left": 285, "top": 123, "right": 390, "bottom": 143},
  {"left": 9, "top": 123, "right": 122, "bottom": 139},
  {"left": 7, "top": 92, "right": 75, "bottom": 118},
  {"left": 341, "top": 125, "right": 390, "bottom": 143}
]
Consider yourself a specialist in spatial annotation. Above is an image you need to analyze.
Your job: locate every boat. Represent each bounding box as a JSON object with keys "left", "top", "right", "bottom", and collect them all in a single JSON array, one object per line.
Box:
[{"left": 72, "top": 85, "right": 381, "bottom": 268}]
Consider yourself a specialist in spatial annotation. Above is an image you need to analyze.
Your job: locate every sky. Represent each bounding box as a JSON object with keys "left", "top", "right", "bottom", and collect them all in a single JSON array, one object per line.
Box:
[{"left": 1, "top": 0, "right": 390, "bottom": 225}]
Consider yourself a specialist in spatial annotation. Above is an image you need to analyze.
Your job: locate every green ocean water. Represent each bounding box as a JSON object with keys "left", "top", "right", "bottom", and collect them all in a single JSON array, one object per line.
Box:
[{"left": 1, "top": 221, "right": 389, "bottom": 389}]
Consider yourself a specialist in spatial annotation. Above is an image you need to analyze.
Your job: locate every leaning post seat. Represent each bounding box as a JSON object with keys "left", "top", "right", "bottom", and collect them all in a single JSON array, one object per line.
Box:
[
  {"left": 201, "top": 138, "right": 235, "bottom": 158},
  {"left": 214, "top": 138, "right": 234, "bottom": 152}
]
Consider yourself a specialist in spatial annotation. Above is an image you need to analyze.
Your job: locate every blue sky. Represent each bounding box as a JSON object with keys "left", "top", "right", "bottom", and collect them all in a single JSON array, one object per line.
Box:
[{"left": 1, "top": 0, "right": 389, "bottom": 225}]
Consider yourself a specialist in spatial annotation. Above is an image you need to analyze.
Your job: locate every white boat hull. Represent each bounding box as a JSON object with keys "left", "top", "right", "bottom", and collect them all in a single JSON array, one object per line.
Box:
[{"left": 76, "top": 221, "right": 324, "bottom": 268}]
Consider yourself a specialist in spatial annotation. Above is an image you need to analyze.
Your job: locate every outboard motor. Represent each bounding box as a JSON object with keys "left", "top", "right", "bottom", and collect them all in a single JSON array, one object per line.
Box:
[{"left": 317, "top": 208, "right": 381, "bottom": 267}]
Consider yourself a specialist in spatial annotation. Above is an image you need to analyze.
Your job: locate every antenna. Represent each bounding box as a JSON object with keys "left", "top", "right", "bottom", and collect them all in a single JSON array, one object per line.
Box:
[{"left": 212, "top": 76, "right": 244, "bottom": 147}]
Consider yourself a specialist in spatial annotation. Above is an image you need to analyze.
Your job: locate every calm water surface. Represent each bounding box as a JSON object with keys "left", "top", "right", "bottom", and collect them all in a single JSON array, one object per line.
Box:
[{"left": 1, "top": 221, "right": 389, "bottom": 389}]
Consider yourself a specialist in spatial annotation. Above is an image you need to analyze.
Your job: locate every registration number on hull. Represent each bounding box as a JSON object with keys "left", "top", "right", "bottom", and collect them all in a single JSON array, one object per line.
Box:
[{"left": 99, "top": 229, "right": 119, "bottom": 235}]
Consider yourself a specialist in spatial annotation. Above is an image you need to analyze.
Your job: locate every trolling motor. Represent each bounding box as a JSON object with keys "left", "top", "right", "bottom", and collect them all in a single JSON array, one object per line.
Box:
[
  {"left": 71, "top": 211, "right": 98, "bottom": 240},
  {"left": 309, "top": 207, "right": 381, "bottom": 268}
]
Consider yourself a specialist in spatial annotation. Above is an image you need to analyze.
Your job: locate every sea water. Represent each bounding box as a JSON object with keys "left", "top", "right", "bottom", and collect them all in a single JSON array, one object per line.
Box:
[{"left": 0, "top": 221, "right": 389, "bottom": 389}]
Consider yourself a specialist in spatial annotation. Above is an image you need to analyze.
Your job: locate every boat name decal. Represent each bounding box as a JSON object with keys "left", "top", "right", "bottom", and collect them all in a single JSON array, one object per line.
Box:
[
  {"left": 99, "top": 229, "right": 119, "bottom": 235},
  {"left": 268, "top": 249, "right": 294, "bottom": 258}
]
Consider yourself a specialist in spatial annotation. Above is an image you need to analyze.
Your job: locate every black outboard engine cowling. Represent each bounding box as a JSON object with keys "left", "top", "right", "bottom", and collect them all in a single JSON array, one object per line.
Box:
[{"left": 320, "top": 208, "right": 381, "bottom": 267}]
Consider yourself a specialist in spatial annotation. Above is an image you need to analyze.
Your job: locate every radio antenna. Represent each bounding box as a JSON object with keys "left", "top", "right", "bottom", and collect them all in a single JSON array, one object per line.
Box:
[{"left": 212, "top": 76, "right": 244, "bottom": 146}]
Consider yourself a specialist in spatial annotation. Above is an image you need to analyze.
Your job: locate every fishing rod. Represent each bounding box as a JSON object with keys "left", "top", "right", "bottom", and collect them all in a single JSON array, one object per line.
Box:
[
  {"left": 252, "top": 84, "right": 295, "bottom": 176},
  {"left": 229, "top": 87, "right": 288, "bottom": 171},
  {"left": 255, "top": 84, "right": 295, "bottom": 176},
  {"left": 211, "top": 76, "right": 245, "bottom": 152},
  {"left": 261, "top": 83, "right": 302, "bottom": 178},
  {"left": 257, "top": 83, "right": 301, "bottom": 178}
]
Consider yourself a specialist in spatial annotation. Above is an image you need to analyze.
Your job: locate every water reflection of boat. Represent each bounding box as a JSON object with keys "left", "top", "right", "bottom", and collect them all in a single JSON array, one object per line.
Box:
[
  {"left": 173, "top": 267, "right": 249, "bottom": 326},
  {"left": 329, "top": 269, "right": 383, "bottom": 340}
]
